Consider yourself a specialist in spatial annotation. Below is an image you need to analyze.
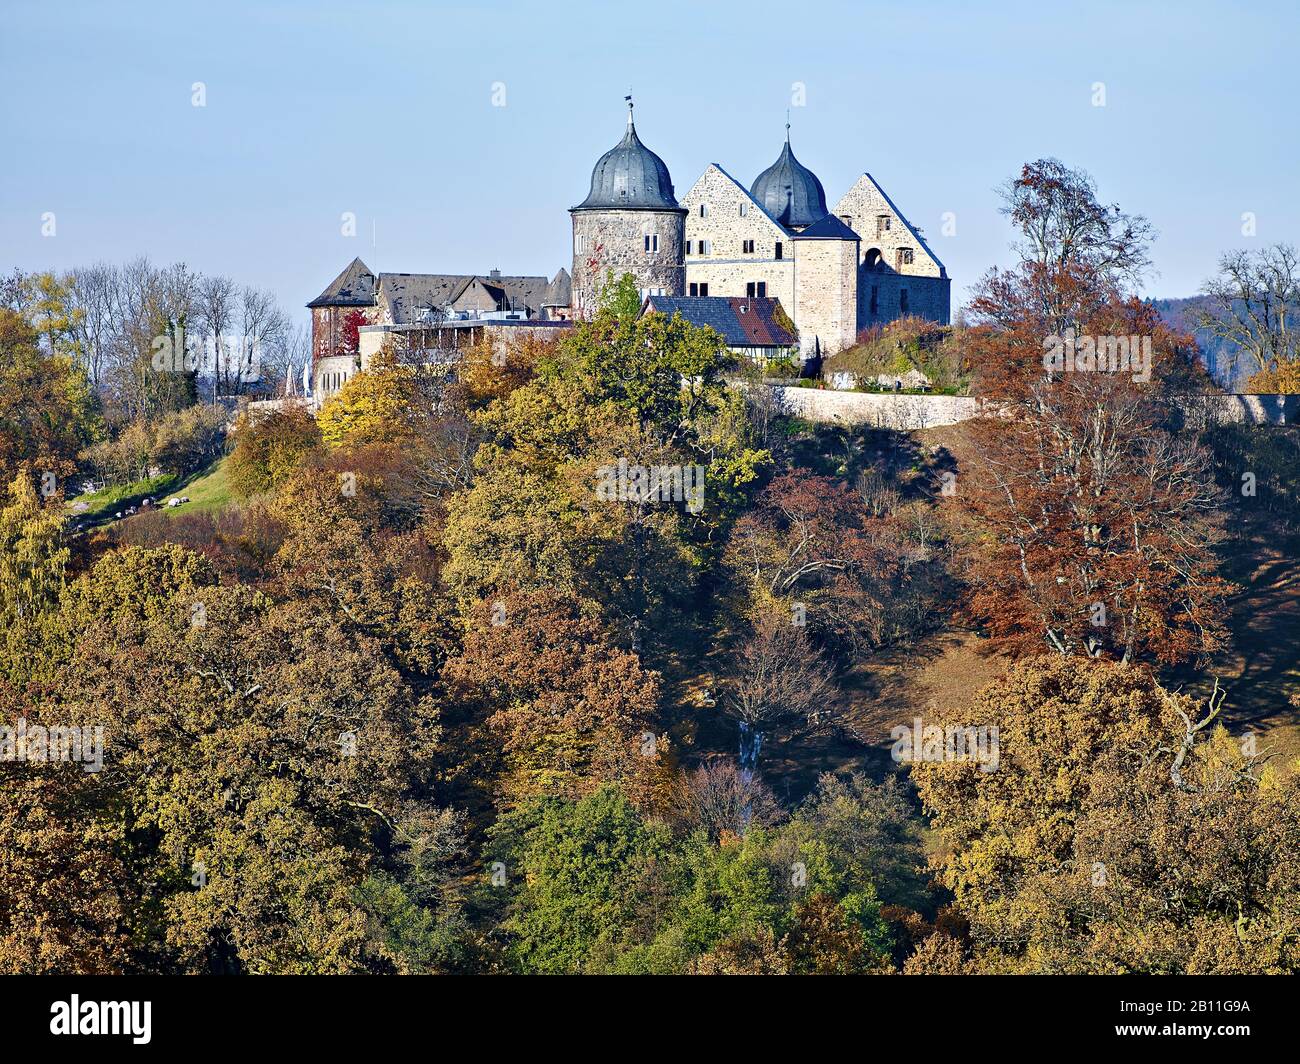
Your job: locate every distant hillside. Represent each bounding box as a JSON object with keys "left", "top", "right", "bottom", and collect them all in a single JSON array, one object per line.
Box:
[{"left": 1147, "top": 296, "right": 1249, "bottom": 389}]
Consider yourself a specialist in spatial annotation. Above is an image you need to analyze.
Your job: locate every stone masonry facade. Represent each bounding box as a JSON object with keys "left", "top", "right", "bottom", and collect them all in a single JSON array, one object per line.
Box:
[
  {"left": 570, "top": 207, "right": 687, "bottom": 317},
  {"left": 832, "top": 174, "right": 951, "bottom": 329},
  {"left": 679, "top": 166, "right": 950, "bottom": 358},
  {"left": 680, "top": 166, "right": 796, "bottom": 311}
]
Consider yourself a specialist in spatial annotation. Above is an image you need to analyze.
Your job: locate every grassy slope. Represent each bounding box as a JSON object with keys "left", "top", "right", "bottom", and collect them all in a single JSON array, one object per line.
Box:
[
  {"left": 66, "top": 456, "right": 231, "bottom": 528},
  {"left": 154, "top": 456, "right": 231, "bottom": 518}
]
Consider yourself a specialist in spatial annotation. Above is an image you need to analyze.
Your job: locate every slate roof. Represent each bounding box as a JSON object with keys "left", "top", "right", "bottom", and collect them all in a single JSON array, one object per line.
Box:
[
  {"left": 642, "top": 296, "right": 798, "bottom": 349},
  {"left": 307, "top": 257, "right": 376, "bottom": 308},
  {"left": 378, "top": 272, "right": 551, "bottom": 322},
  {"left": 750, "top": 136, "right": 829, "bottom": 230},
  {"left": 542, "top": 268, "right": 572, "bottom": 308},
  {"left": 574, "top": 105, "right": 681, "bottom": 212},
  {"left": 792, "top": 213, "right": 861, "bottom": 241}
]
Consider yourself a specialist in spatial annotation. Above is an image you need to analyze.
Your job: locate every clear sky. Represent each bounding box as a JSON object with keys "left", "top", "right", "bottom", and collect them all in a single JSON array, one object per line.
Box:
[{"left": 2, "top": 0, "right": 1297, "bottom": 320}]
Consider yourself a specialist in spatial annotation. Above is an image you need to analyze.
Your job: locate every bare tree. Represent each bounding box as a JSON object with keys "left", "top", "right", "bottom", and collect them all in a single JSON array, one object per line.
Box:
[
  {"left": 195, "top": 274, "right": 238, "bottom": 400},
  {"left": 239, "top": 285, "right": 290, "bottom": 394},
  {"left": 724, "top": 612, "right": 840, "bottom": 768},
  {"left": 1199, "top": 243, "right": 1300, "bottom": 377},
  {"left": 677, "top": 759, "right": 784, "bottom": 840}
]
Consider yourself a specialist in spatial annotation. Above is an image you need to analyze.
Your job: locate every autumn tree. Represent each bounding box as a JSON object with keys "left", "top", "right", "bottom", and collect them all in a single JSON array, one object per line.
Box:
[
  {"left": 443, "top": 588, "right": 667, "bottom": 812},
  {"left": 226, "top": 402, "right": 321, "bottom": 499},
  {"left": 959, "top": 161, "right": 1231, "bottom": 664},
  {"left": 10, "top": 542, "right": 455, "bottom": 973},
  {"left": 911, "top": 656, "right": 1300, "bottom": 974},
  {"left": 0, "top": 308, "right": 101, "bottom": 484},
  {"left": 724, "top": 470, "right": 925, "bottom": 656}
]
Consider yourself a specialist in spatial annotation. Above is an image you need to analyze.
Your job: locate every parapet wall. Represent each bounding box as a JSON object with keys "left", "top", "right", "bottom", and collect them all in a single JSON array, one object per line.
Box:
[{"left": 768, "top": 386, "right": 1296, "bottom": 431}]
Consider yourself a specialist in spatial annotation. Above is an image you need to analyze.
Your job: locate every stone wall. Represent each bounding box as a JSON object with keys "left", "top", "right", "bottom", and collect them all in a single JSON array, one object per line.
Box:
[
  {"left": 570, "top": 207, "right": 685, "bottom": 317},
  {"left": 833, "top": 174, "right": 951, "bottom": 327},
  {"left": 770, "top": 385, "right": 1298, "bottom": 430},
  {"left": 682, "top": 164, "right": 796, "bottom": 308},
  {"left": 792, "top": 236, "right": 859, "bottom": 357},
  {"left": 771, "top": 385, "right": 984, "bottom": 429}
]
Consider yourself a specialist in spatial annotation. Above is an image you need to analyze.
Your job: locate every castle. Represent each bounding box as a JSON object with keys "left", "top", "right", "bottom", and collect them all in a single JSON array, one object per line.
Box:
[{"left": 308, "top": 101, "right": 950, "bottom": 398}]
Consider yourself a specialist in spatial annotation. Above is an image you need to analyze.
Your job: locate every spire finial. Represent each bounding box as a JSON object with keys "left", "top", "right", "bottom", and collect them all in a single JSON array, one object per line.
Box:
[
  {"left": 785, "top": 109, "right": 791, "bottom": 144},
  {"left": 625, "top": 93, "right": 634, "bottom": 129}
]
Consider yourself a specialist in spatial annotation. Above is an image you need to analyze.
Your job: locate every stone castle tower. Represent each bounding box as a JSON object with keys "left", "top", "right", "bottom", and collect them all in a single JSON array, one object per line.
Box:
[{"left": 570, "top": 100, "right": 686, "bottom": 317}]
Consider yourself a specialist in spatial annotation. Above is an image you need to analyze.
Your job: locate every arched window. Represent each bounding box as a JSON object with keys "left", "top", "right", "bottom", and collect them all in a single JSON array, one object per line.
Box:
[{"left": 864, "top": 248, "right": 884, "bottom": 270}]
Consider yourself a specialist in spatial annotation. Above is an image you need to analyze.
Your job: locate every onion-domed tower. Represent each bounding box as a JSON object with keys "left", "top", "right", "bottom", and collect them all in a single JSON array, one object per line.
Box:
[
  {"left": 570, "top": 99, "right": 686, "bottom": 317},
  {"left": 750, "top": 127, "right": 829, "bottom": 232}
]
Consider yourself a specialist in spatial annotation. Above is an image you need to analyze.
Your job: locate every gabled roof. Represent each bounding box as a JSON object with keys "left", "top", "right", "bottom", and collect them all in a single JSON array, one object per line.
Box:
[
  {"left": 688, "top": 163, "right": 791, "bottom": 234},
  {"left": 792, "top": 213, "right": 861, "bottom": 241},
  {"left": 835, "top": 173, "right": 946, "bottom": 273},
  {"left": 542, "top": 268, "right": 572, "bottom": 308},
  {"left": 642, "top": 296, "right": 797, "bottom": 349},
  {"left": 378, "top": 272, "right": 551, "bottom": 322},
  {"left": 307, "top": 257, "right": 376, "bottom": 308}
]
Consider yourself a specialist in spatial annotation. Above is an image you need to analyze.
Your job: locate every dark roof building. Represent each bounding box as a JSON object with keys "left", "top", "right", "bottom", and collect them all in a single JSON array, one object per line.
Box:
[
  {"left": 307, "top": 257, "right": 376, "bottom": 308},
  {"left": 749, "top": 132, "right": 829, "bottom": 231},
  {"left": 378, "top": 270, "right": 549, "bottom": 323},
  {"left": 641, "top": 295, "right": 798, "bottom": 356},
  {"left": 573, "top": 103, "right": 680, "bottom": 211},
  {"left": 792, "top": 213, "right": 861, "bottom": 241}
]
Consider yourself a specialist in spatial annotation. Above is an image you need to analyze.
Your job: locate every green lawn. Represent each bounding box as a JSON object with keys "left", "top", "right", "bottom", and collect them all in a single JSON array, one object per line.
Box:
[
  {"left": 67, "top": 456, "right": 231, "bottom": 528},
  {"left": 155, "top": 457, "right": 231, "bottom": 518}
]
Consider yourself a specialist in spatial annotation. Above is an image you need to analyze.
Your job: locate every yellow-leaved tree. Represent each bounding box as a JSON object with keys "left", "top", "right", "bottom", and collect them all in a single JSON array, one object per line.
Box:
[{"left": 316, "top": 349, "right": 413, "bottom": 447}]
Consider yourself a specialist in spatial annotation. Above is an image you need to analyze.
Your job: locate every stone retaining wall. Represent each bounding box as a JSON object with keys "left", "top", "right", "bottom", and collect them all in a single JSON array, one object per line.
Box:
[{"left": 769, "top": 386, "right": 1296, "bottom": 430}]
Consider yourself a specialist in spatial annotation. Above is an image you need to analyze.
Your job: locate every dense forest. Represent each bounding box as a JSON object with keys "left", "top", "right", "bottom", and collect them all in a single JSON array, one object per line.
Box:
[{"left": 2, "top": 160, "right": 1299, "bottom": 975}]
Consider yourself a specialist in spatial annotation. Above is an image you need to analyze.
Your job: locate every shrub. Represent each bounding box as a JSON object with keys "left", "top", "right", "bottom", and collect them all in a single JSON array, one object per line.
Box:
[{"left": 226, "top": 403, "right": 321, "bottom": 500}]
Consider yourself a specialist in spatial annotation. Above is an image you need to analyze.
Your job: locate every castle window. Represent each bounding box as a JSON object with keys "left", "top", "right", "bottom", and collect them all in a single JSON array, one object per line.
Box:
[
  {"left": 896, "top": 247, "right": 914, "bottom": 268},
  {"left": 699, "top": 204, "right": 709, "bottom": 218},
  {"left": 839, "top": 215, "right": 852, "bottom": 228},
  {"left": 699, "top": 283, "right": 709, "bottom": 296},
  {"left": 645, "top": 234, "right": 659, "bottom": 253},
  {"left": 745, "top": 281, "right": 768, "bottom": 298},
  {"left": 876, "top": 215, "right": 891, "bottom": 236},
  {"left": 686, "top": 240, "right": 694, "bottom": 254},
  {"left": 689, "top": 283, "right": 699, "bottom": 297},
  {"left": 746, "top": 282, "right": 755, "bottom": 298},
  {"left": 900, "top": 289, "right": 909, "bottom": 313},
  {"left": 739, "top": 203, "right": 749, "bottom": 217},
  {"left": 774, "top": 241, "right": 783, "bottom": 260},
  {"left": 870, "top": 285, "right": 879, "bottom": 315},
  {"left": 699, "top": 239, "right": 711, "bottom": 255},
  {"left": 742, "top": 239, "right": 755, "bottom": 254},
  {"left": 864, "top": 248, "right": 883, "bottom": 270}
]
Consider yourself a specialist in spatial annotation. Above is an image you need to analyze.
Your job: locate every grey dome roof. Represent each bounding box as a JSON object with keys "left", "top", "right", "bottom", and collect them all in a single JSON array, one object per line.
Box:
[
  {"left": 575, "top": 105, "right": 680, "bottom": 211},
  {"left": 750, "top": 136, "right": 828, "bottom": 229}
]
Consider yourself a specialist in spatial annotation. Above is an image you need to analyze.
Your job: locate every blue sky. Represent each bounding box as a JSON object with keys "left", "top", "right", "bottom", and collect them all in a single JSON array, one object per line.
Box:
[{"left": 2, "top": 0, "right": 1297, "bottom": 319}]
